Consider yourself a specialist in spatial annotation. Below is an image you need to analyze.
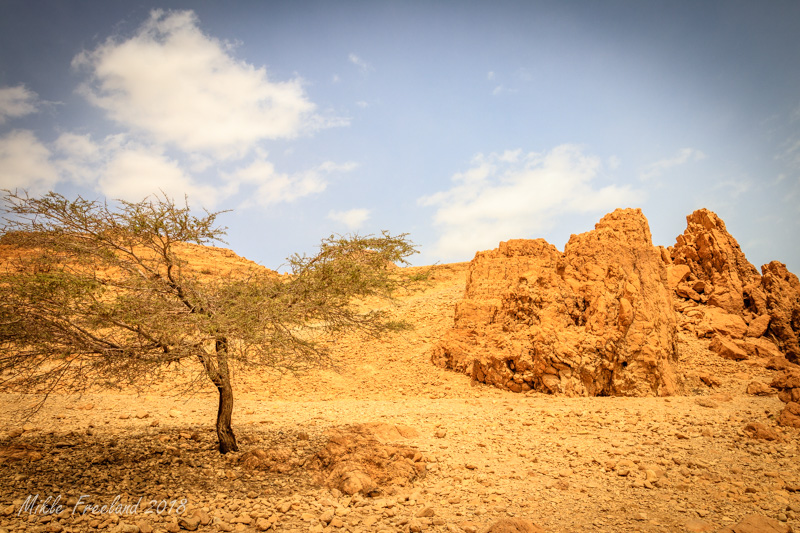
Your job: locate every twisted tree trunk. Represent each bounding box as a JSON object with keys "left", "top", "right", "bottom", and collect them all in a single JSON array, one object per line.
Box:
[{"left": 213, "top": 338, "right": 238, "bottom": 453}]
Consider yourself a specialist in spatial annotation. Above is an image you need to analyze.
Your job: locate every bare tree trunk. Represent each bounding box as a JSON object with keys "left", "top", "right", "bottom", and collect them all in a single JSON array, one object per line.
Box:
[{"left": 214, "top": 338, "right": 238, "bottom": 454}]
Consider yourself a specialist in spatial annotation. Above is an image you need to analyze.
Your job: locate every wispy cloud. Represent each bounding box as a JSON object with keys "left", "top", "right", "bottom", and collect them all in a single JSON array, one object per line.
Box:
[
  {"left": 791, "top": 102, "right": 800, "bottom": 123},
  {"left": 0, "top": 85, "right": 40, "bottom": 123},
  {"left": 487, "top": 68, "right": 530, "bottom": 96},
  {"left": 72, "top": 9, "right": 339, "bottom": 159},
  {"left": 328, "top": 208, "right": 370, "bottom": 230},
  {"left": 419, "top": 144, "right": 644, "bottom": 260},
  {"left": 229, "top": 155, "right": 357, "bottom": 207},
  {"left": 713, "top": 179, "right": 752, "bottom": 198},
  {"left": 42, "top": 131, "right": 227, "bottom": 206},
  {"left": 640, "top": 148, "right": 706, "bottom": 180},
  {"left": 348, "top": 53, "right": 372, "bottom": 73}
]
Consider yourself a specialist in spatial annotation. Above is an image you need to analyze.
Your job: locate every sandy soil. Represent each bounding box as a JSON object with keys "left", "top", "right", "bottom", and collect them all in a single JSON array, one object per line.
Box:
[{"left": 1, "top": 262, "right": 799, "bottom": 533}]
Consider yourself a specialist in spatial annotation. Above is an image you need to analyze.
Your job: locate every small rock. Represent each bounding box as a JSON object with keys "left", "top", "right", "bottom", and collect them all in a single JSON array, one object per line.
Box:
[
  {"left": 416, "top": 507, "right": 435, "bottom": 518},
  {"left": 319, "top": 509, "right": 334, "bottom": 524},
  {"left": 709, "top": 335, "right": 748, "bottom": 360},
  {"left": 747, "top": 381, "right": 774, "bottom": 396},
  {"left": 177, "top": 515, "right": 200, "bottom": 531},
  {"left": 716, "top": 514, "right": 792, "bottom": 533},
  {"left": 743, "top": 422, "right": 782, "bottom": 441},
  {"left": 777, "top": 402, "right": 800, "bottom": 428},
  {"left": 135, "top": 521, "right": 153, "bottom": 533},
  {"left": 694, "top": 398, "right": 718, "bottom": 409},
  {"left": 483, "top": 518, "right": 545, "bottom": 532},
  {"left": 408, "top": 520, "right": 424, "bottom": 533},
  {"left": 684, "top": 519, "right": 716, "bottom": 532}
]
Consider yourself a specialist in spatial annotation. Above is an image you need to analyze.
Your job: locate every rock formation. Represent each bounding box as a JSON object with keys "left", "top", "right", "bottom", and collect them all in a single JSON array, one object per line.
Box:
[
  {"left": 761, "top": 261, "right": 800, "bottom": 362},
  {"left": 670, "top": 209, "right": 762, "bottom": 314},
  {"left": 432, "top": 208, "right": 680, "bottom": 397},
  {"left": 433, "top": 206, "right": 800, "bottom": 396},
  {"left": 668, "top": 209, "right": 800, "bottom": 364}
]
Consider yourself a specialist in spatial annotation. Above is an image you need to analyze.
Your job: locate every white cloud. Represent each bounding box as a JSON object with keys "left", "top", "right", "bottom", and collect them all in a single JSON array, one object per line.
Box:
[
  {"left": 54, "top": 132, "right": 103, "bottom": 186},
  {"left": 2, "top": 130, "right": 225, "bottom": 207},
  {"left": 419, "top": 144, "right": 644, "bottom": 260},
  {"left": 72, "top": 9, "right": 332, "bottom": 159},
  {"left": 487, "top": 71, "right": 495, "bottom": 81},
  {"left": 0, "top": 85, "right": 40, "bottom": 123},
  {"left": 0, "top": 130, "right": 59, "bottom": 193},
  {"left": 328, "top": 208, "right": 370, "bottom": 230},
  {"left": 229, "top": 155, "right": 357, "bottom": 206},
  {"left": 100, "top": 143, "right": 222, "bottom": 207},
  {"left": 348, "top": 53, "right": 372, "bottom": 73},
  {"left": 640, "top": 148, "right": 706, "bottom": 180}
]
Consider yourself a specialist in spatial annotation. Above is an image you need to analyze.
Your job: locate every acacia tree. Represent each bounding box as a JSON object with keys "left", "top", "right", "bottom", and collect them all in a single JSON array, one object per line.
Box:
[{"left": 0, "top": 191, "right": 417, "bottom": 453}]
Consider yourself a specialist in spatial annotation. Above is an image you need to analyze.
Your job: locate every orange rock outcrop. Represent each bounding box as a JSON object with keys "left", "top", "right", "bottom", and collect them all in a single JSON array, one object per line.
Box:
[
  {"left": 433, "top": 207, "right": 800, "bottom": 397},
  {"left": 432, "top": 208, "right": 680, "bottom": 397}
]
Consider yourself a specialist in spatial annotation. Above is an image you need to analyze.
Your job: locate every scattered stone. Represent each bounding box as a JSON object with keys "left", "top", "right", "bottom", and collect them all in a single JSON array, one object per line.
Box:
[{"left": 308, "top": 424, "right": 426, "bottom": 495}]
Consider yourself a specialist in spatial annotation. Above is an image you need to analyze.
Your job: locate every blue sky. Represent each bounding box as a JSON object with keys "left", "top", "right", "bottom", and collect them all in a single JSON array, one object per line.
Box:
[{"left": 1, "top": 1, "right": 798, "bottom": 273}]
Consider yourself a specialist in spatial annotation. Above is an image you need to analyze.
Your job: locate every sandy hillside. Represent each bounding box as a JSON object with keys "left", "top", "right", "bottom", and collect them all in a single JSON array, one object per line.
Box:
[{"left": 1, "top": 261, "right": 799, "bottom": 533}]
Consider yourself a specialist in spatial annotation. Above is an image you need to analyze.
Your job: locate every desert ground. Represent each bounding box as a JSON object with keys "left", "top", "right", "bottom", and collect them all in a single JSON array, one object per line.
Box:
[{"left": 1, "top": 261, "right": 798, "bottom": 533}]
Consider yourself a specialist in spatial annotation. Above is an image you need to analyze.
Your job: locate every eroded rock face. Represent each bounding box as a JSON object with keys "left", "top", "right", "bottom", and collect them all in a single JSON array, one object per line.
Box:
[
  {"left": 761, "top": 261, "right": 800, "bottom": 362},
  {"left": 668, "top": 209, "right": 799, "bottom": 363},
  {"left": 432, "top": 208, "right": 680, "bottom": 397},
  {"left": 670, "top": 209, "right": 763, "bottom": 315}
]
